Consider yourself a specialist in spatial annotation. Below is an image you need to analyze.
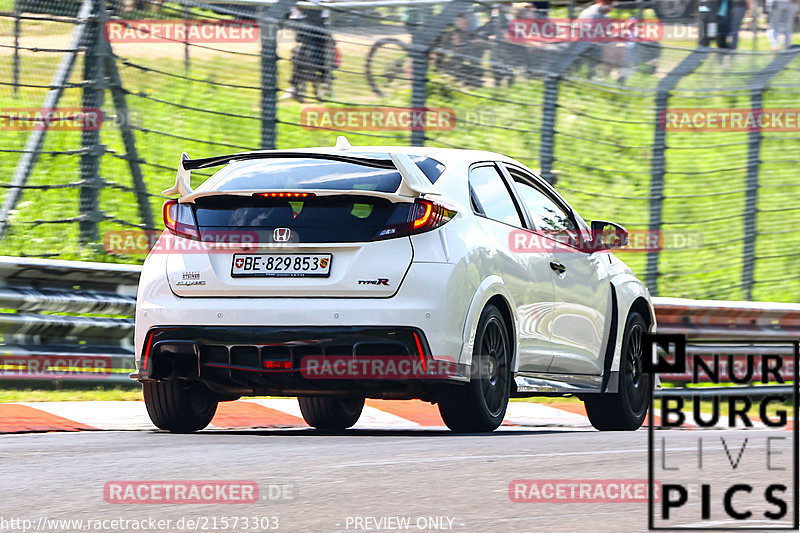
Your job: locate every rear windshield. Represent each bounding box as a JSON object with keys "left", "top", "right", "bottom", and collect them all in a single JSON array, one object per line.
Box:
[
  {"left": 199, "top": 156, "right": 445, "bottom": 194},
  {"left": 193, "top": 195, "right": 412, "bottom": 243}
]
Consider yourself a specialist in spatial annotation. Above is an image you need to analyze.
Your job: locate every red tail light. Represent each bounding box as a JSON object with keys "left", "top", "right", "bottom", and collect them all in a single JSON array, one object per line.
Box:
[
  {"left": 413, "top": 331, "right": 427, "bottom": 372},
  {"left": 408, "top": 200, "right": 456, "bottom": 234},
  {"left": 374, "top": 199, "right": 456, "bottom": 240},
  {"left": 163, "top": 199, "right": 199, "bottom": 240},
  {"left": 141, "top": 330, "right": 155, "bottom": 374}
]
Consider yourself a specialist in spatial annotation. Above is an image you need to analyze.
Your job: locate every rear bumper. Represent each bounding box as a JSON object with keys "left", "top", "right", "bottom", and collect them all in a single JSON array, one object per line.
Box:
[
  {"left": 135, "top": 260, "right": 470, "bottom": 369},
  {"left": 132, "top": 325, "right": 468, "bottom": 398}
]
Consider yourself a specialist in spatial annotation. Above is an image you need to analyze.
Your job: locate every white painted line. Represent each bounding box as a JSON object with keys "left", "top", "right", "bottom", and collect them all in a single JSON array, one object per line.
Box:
[
  {"left": 246, "top": 398, "right": 305, "bottom": 419},
  {"left": 504, "top": 402, "right": 592, "bottom": 427},
  {"left": 18, "top": 401, "right": 154, "bottom": 431},
  {"left": 248, "top": 398, "right": 423, "bottom": 429}
]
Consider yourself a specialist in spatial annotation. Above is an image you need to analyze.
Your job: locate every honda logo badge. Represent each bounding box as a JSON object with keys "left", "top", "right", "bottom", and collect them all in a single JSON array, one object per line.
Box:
[{"left": 273, "top": 228, "right": 291, "bottom": 242}]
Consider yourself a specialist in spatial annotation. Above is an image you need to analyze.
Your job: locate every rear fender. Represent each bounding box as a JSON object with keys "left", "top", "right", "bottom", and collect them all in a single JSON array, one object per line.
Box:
[{"left": 459, "top": 275, "right": 518, "bottom": 372}]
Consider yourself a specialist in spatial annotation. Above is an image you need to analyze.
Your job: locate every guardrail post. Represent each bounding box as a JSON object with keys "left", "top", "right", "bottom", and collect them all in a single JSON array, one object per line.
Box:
[
  {"left": 78, "top": 0, "right": 106, "bottom": 245},
  {"left": 539, "top": 42, "right": 592, "bottom": 184},
  {"left": 0, "top": 0, "right": 94, "bottom": 242},
  {"left": 409, "top": 0, "right": 471, "bottom": 147},
  {"left": 645, "top": 48, "right": 709, "bottom": 295},
  {"left": 258, "top": 0, "right": 297, "bottom": 150},
  {"left": 741, "top": 49, "right": 800, "bottom": 299}
]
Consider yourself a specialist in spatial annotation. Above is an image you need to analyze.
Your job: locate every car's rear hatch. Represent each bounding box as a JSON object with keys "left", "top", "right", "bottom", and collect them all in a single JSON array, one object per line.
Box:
[{"left": 165, "top": 155, "right": 446, "bottom": 298}]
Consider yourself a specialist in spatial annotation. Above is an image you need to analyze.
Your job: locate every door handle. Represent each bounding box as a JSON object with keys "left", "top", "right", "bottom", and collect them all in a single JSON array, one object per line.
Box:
[{"left": 549, "top": 261, "right": 566, "bottom": 274}]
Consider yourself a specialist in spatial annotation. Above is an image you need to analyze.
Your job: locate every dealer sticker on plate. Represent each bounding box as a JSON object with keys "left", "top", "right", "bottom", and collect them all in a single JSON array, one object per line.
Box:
[{"left": 231, "top": 254, "right": 332, "bottom": 278}]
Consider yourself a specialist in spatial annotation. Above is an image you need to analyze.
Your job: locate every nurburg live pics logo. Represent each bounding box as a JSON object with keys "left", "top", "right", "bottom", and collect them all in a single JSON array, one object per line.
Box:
[{"left": 643, "top": 333, "right": 799, "bottom": 530}]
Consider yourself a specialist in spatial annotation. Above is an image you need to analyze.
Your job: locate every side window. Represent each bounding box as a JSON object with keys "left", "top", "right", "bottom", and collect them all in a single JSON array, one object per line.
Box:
[
  {"left": 469, "top": 165, "right": 523, "bottom": 227},
  {"left": 509, "top": 170, "right": 576, "bottom": 233}
]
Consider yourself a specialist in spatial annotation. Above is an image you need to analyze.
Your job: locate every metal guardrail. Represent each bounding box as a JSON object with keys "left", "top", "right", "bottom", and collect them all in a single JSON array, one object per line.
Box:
[
  {"left": 0, "top": 257, "right": 138, "bottom": 383},
  {"left": 0, "top": 257, "right": 797, "bottom": 393},
  {"left": 653, "top": 296, "right": 800, "bottom": 341}
]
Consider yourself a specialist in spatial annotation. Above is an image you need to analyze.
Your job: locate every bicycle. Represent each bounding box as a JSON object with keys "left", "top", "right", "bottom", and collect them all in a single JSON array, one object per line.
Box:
[{"left": 365, "top": 7, "right": 518, "bottom": 98}]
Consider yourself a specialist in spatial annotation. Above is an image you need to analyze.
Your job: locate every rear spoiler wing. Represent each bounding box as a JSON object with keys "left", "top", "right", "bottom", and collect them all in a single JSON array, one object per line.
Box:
[{"left": 163, "top": 149, "right": 439, "bottom": 201}]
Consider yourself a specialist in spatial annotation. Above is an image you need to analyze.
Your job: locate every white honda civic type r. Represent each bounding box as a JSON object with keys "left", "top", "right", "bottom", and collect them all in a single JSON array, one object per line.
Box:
[{"left": 133, "top": 140, "right": 656, "bottom": 433}]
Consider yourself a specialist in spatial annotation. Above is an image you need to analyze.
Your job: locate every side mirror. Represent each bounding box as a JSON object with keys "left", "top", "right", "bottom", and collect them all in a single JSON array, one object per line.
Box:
[{"left": 590, "top": 220, "right": 629, "bottom": 251}]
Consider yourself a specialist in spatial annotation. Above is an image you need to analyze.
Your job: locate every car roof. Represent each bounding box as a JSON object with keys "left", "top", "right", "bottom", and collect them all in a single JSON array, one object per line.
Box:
[{"left": 283, "top": 145, "right": 520, "bottom": 166}]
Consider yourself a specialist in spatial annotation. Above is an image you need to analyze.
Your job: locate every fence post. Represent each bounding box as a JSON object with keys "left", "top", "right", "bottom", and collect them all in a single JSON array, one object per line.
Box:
[
  {"left": 98, "top": 4, "right": 154, "bottom": 230},
  {"left": 741, "top": 49, "right": 800, "bottom": 299},
  {"left": 409, "top": 0, "right": 471, "bottom": 147},
  {"left": 78, "top": 0, "right": 106, "bottom": 245},
  {"left": 539, "top": 42, "right": 592, "bottom": 184},
  {"left": 13, "top": 0, "right": 20, "bottom": 95},
  {"left": 183, "top": 4, "right": 190, "bottom": 73},
  {"left": 646, "top": 49, "right": 709, "bottom": 295},
  {"left": 0, "top": 0, "right": 94, "bottom": 241},
  {"left": 258, "top": 0, "right": 297, "bottom": 150}
]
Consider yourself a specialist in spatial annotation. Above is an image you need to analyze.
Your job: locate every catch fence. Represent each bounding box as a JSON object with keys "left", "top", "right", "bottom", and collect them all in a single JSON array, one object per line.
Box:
[{"left": 0, "top": 0, "right": 798, "bottom": 301}]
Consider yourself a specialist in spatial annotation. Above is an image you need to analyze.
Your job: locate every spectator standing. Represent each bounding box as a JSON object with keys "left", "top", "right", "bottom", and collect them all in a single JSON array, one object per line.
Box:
[
  {"left": 698, "top": 0, "right": 732, "bottom": 48},
  {"left": 716, "top": 0, "right": 733, "bottom": 48},
  {"left": 767, "top": 0, "right": 798, "bottom": 49},
  {"left": 283, "top": 2, "right": 332, "bottom": 100},
  {"left": 728, "top": 0, "right": 752, "bottom": 48}
]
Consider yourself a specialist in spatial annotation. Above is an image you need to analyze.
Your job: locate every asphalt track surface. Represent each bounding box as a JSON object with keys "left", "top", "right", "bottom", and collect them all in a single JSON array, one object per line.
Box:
[{"left": 1, "top": 427, "right": 795, "bottom": 533}]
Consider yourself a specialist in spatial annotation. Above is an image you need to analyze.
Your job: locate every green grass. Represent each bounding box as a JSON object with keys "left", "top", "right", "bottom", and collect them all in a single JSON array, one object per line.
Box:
[
  {"left": 0, "top": 383, "right": 142, "bottom": 402},
  {"left": 0, "top": 17, "right": 798, "bottom": 299}
]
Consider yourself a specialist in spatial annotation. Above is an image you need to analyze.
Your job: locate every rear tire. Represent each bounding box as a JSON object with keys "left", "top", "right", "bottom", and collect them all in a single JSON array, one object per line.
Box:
[
  {"left": 298, "top": 397, "right": 364, "bottom": 430},
  {"left": 143, "top": 380, "right": 218, "bottom": 433},
  {"left": 585, "top": 311, "right": 651, "bottom": 431},
  {"left": 437, "top": 304, "right": 511, "bottom": 433}
]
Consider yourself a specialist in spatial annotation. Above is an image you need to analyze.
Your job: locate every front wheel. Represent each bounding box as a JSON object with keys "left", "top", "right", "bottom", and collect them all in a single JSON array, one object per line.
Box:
[
  {"left": 584, "top": 311, "right": 651, "bottom": 431},
  {"left": 298, "top": 397, "right": 364, "bottom": 430},
  {"left": 143, "top": 380, "right": 218, "bottom": 433},
  {"left": 437, "top": 304, "right": 511, "bottom": 433}
]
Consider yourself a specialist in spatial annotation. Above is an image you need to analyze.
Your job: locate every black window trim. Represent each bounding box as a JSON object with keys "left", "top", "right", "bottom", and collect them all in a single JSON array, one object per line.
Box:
[
  {"left": 500, "top": 162, "right": 586, "bottom": 251},
  {"left": 494, "top": 163, "right": 536, "bottom": 231},
  {"left": 467, "top": 162, "right": 527, "bottom": 230},
  {"left": 469, "top": 184, "right": 484, "bottom": 215}
]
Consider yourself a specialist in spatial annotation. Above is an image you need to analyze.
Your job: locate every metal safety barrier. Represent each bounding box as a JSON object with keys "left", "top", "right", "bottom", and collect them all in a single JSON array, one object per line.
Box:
[
  {"left": 651, "top": 297, "right": 799, "bottom": 398},
  {"left": 0, "top": 257, "right": 797, "bottom": 392},
  {"left": 0, "top": 256, "right": 139, "bottom": 383}
]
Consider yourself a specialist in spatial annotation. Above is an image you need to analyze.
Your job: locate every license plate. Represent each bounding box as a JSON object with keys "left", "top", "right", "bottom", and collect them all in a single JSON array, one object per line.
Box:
[{"left": 231, "top": 254, "right": 332, "bottom": 278}]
